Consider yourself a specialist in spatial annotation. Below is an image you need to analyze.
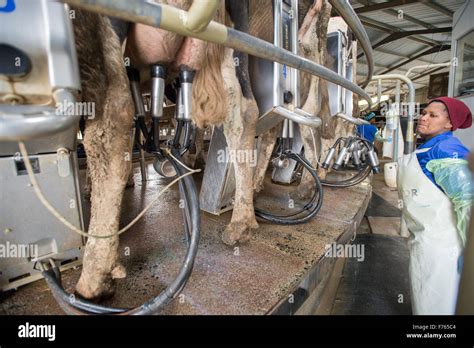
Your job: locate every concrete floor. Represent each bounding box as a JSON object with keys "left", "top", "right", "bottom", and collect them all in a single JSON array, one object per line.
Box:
[{"left": 0, "top": 162, "right": 371, "bottom": 315}]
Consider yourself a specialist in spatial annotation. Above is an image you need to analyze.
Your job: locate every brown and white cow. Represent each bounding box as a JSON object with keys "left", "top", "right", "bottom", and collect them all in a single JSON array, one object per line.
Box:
[{"left": 73, "top": 0, "right": 351, "bottom": 300}]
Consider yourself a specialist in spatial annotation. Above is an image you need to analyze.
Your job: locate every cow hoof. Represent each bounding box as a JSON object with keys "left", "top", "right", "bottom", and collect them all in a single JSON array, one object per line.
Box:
[
  {"left": 221, "top": 220, "right": 258, "bottom": 246},
  {"left": 75, "top": 275, "right": 115, "bottom": 301},
  {"left": 253, "top": 181, "right": 264, "bottom": 193},
  {"left": 111, "top": 263, "right": 127, "bottom": 279}
]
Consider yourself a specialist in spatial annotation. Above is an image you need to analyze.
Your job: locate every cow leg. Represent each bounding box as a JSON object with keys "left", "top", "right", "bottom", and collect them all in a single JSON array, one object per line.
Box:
[
  {"left": 253, "top": 127, "right": 278, "bottom": 193},
  {"left": 221, "top": 1, "right": 262, "bottom": 245},
  {"left": 220, "top": 47, "right": 259, "bottom": 246},
  {"left": 295, "top": 0, "right": 333, "bottom": 195},
  {"left": 73, "top": 11, "right": 133, "bottom": 300}
]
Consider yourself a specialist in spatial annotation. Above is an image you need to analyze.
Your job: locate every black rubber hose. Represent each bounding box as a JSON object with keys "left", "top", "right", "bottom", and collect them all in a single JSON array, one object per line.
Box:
[
  {"left": 255, "top": 152, "right": 324, "bottom": 225},
  {"left": 42, "top": 269, "right": 127, "bottom": 314},
  {"left": 132, "top": 148, "right": 200, "bottom": 314},
  {"left": 320, "top": 165, "right": 371, "bottom": 188},
  {"left": 180, "top": 121, "right": 193, "bottom": 156},
  {"left": 153, "top": 118, "right": 161, "bottom": 152},
  {"left": 41, "top": 149, "right": 200, "bottom": 315},
  {"left": 320, "top": 136, "right": 374, "bottom": 188},
  {"left": 173, "top": 120, "right": 183, "bottom": 148},
  {"left": 177, "top": 169, "right": 192, "bottom": 245}
]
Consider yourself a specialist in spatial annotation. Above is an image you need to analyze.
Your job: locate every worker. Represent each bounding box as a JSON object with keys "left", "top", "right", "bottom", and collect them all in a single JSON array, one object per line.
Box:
[
  {"left": 356, "top": 112, "right": 378, "bottom": 143},
  {"left": 357, "top": 112, "right": 391, "bottom": 148},
  {"left": 398, "top": 97, "right": 473, "bottom": 315}
]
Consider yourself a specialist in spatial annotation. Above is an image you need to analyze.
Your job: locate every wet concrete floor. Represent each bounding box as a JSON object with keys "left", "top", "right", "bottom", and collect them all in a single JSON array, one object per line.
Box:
[{"left": 0, "top": 162, "right": 371, "bottom": 315}]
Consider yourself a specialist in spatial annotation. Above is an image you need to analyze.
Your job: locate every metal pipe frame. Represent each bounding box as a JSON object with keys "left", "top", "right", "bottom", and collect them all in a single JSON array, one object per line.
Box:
[
  {"left": 369, "top": 74, "right": 416, "bottom": 154},
  {"left": 184, "top": 0, "right": 219, "bottom": 33},
  {"left": 335, "top": 112, "right": 369, "bottom": 125},
  {"left": 329, "top": 0, "right": 374, "bottom": 88},
  {"left": 0, "top": 89, "right": 79, "bottom": 141},
  {"left": 60, "top": 0, "right": 373, "bottom": 107},
  {"left": 405, "top": 62, "right": 451, "bottom": 78}
]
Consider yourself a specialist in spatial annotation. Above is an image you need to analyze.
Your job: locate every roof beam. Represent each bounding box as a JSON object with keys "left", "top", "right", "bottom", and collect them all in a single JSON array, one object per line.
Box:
[
  {"left": 382, "top": 8, "right": 435, "bottom": 29},
  {"left": 357, "top": 27, "right": 452, "bottom": 58},
  {"left": 354, "top": 0, "right": 453, "bottom": 18},
  {"left": 381, "top": 66, "right": 448, "bottom": 93},
  {"left": 379, "top": 44, "right": 451, "bottom": 75},
  {"left": 359, "top": 16, "right": 441, "bottom": 46},
  {"left": 364, "top": 47, "right": 439, "bottom": 65},
  {"left": 372, "top": 27, "right": 451, "bottom": 49},
  {"left": 422, "top": 1, "right": 453, "bottom": 17},
  {"left": 354, "top": 0, "right": 420, "bottom": 14},
  {"left": 411, "top": 66, "right": 448, "bottom": 82},
  {"left": 357, "top": 61, "right": 409, "bottom": 73},
  {"left": 355, "top": 0, "right": 442, "bottom": 42}
]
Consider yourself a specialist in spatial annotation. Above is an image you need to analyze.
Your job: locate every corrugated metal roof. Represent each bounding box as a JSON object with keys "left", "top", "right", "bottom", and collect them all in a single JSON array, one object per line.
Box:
[{"left": 349, "top": 0, "right": 467, "bottom": 92}]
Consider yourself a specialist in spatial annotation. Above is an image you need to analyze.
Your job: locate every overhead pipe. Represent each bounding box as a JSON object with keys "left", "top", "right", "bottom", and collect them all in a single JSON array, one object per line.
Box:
[
  {"left": 60, "top": 0, "right": 373, "bottom": 108},
  {"left": 184, "top": 0, "right": 219, "bottom": 33},
  {"left": 405, "top": 62, "right": 451, "bottom": 78},
  {"left": 361, "top": 78, "right": 383, "bottom": 112},
  {"left": 329, "top": 0, "right": 374, "bottom": 88}
]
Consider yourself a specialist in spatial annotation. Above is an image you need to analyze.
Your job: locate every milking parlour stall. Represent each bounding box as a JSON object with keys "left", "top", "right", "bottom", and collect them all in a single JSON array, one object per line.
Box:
[{"left": 0, "top": 0, "right": 473, "bottom": 346}]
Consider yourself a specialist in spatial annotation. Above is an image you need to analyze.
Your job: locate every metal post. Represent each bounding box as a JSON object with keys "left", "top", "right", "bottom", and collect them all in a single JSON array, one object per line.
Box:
[
  {"left": 369, "top": 74, "right": 416, "bottom": 154},
  {"left": 394, "top": 80, "right": 401, "bottom": 160}
]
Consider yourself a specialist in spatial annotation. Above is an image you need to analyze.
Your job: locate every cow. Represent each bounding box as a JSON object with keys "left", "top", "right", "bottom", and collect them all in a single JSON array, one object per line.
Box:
[{"left": 72, "top": 0, "right": 354, "bottom": 300}]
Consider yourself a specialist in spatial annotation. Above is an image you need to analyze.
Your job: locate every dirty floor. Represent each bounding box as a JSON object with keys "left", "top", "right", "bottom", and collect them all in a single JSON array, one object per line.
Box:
[{"left": 1, "top": 162, "right": 371, "bottom": 315}]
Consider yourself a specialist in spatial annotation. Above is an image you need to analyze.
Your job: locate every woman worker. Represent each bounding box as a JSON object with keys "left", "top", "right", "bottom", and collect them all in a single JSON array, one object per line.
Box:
[
  {"left": 357, "top": 112, "right": 391, "bottom": 149},
  {"left": 398, "top": 97, "right": 473, "bottom": 315}
]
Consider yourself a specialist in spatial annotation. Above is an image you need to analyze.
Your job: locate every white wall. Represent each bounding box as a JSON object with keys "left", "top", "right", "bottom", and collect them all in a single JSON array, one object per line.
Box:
[{"left": 449, "top": 0, "right": 474, "bottom": 152}]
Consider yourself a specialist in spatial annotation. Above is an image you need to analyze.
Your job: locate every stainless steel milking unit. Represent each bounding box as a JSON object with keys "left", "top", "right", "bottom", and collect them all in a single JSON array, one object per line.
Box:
[{"left": 0, "top": 0, "right": 85, "bottom": 291}]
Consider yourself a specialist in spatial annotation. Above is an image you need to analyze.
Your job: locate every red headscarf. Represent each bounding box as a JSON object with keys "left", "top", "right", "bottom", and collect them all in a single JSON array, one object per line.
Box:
[{"left": 428, "top": 97, "right": 472, "bottom": 131}]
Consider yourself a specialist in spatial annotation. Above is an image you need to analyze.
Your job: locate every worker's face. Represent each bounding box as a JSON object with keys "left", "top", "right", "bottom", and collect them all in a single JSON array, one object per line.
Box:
[{"left": 417, "top": 102, "right": 452, "bottom": 138}]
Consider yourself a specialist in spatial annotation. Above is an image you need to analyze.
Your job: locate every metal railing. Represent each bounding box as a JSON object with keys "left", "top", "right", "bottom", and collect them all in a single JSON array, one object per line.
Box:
[
  {"left": 367, "top": 74, "right": 416, "bottom": 154},
  {"left": 61, "top": 0, "right": 374, "bottom": 107},
  {"left": 1, "top": 0, "right": 374, "bottom": 141}
]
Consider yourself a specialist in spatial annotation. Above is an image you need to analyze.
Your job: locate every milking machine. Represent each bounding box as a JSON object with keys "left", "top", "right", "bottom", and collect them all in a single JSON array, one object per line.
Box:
[
  {"left": 38, "top": 65, "right": 202, "bottom": 315},
  {"left": 1, "top": 0, "right": 378, "bottom": 314},
  {"left": 319, "top": 135, "right": 380, "bottom": 188},
  {"left": 0, "top": 0, "right": 84, "bottom": 291},
  {"left": 200, "top": 0, "right": 324, "bottom": 223},
  {"left": 0, "top": 0, "right": 201, "bottom": 313},
  {"left": 255, "top": 117, "right": 323, "bottom": 224},
  {"left": 252, "top": 0, "right": 324, "bottom": 224}
]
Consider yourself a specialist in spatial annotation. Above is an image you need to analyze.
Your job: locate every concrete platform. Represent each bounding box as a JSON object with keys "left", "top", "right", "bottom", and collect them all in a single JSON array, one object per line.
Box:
[{"left": 0, "top": 163, "right": 371, "bottom": 315}]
